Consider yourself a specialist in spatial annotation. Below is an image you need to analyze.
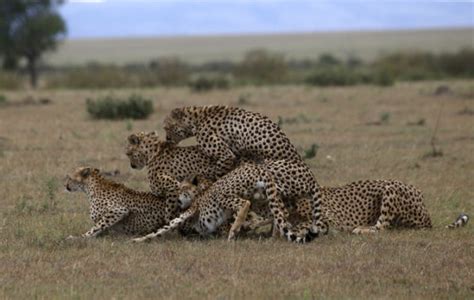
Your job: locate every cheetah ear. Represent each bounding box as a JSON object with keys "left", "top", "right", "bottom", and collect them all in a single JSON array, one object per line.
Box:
[
  {"left": 171, "top": 108, "right": 185, "bottom": 120},
  {"left": 80, "top": 167, "right": 92, "bottom": 178},
  {"left": 128, "top": 134, "right": 140, "bottom": 145}
]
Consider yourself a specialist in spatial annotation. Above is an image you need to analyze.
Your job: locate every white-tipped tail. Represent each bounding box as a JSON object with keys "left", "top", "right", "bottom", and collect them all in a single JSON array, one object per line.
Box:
[{"left": 446, "top": 213, "right": 469, "bottom": 229}]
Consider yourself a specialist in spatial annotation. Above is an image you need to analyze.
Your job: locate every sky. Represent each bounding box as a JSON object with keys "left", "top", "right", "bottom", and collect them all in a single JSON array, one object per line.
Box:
[{"left": 60, "top": 0, "right": 474, "bottom": 39}]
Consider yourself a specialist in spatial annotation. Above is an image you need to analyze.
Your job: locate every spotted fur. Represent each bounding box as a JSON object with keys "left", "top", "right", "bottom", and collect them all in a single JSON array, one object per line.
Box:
[
  {"left": 65, "top": 167, "right": 169, "bottom": 237},
  {"left": 243, "top": 180, "right": 467, "bottom": 234},
  {"left": 125, "top": 131, "right": 234, "bottom": 222},
  {"left": 133, "top": 160, "right": 329, "bottom": 243},
  {"left": 163, "top": 105, "right": 323, "bottom": 239}
]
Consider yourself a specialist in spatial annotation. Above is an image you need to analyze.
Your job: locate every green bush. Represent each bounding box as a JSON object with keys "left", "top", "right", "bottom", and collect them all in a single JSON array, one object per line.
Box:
[
  {"left": 305, "top": 67, "right": 361, "bottom": 86},
  {"left": 149, "top": 57, "right": 189, "bottom": 86},
  {"left": 0, "top": 72, "right": 22, "bottom": 90},
  {"left": 0, "top": 94, "right": 7, "bottom": 105},
  {"left": 371, "top": 71, "right": 395, "bottom": 86},
  {"left": 188, "top": 76, "right": 230, "bottom": 92},
  {"left": 86, "top": 94, "right": 153, "bottom": 120},
  {"left": 48, "top": 65, "right": 135, "bottom": 89},
  {"left": 235, "top": 49, "right": 288, "bottom": 84},
  {"left": 437, "top": 48, "right": 474, "bottom": 77}
]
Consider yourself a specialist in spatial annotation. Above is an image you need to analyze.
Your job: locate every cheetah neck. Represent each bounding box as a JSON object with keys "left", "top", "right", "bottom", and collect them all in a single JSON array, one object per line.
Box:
[
  {"left": 145, "top": 141, "right": 165, "bottom": 166},
  {"left": 84, "top": 176, "right": 118, "bottom": 205}
]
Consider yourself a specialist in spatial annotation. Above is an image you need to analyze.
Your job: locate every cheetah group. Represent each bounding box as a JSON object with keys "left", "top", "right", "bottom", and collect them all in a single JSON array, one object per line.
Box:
[{"left": 65, "top": 105, "right": 468, "bottom": 243}]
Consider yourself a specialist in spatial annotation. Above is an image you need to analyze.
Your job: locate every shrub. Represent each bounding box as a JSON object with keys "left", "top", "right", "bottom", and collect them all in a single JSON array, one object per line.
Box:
[
  {"left": 305, "top": 66, "right": 361, "bottom": 86},
  {"left": 0, "top": 94, "right": 7, "bottom": 105},
  {"left": 86, "top": 94, "right": 153, "bottom": 120},
  {"left": 317, "top": 53, "right": 341, "bottom": 67},
  {"left": 48, "top": 64, "right": 134, "bottom": 89},
  {"left": 188, "top": 76, "right": 230, "bottom": 92},
  {"left": 235, "top": 49, "right": 288, "bottom": 84},
  {"left": 149, "top": 57, "right": 189, "bottom": 86},
  {"left": 437, "top": 48, "right": 474, "bottom": 77},
  {"left": 303, "top": 144, "right": 319, "bottom": 160},
  {"left": 371, "top": 71, "right": 395, "bottom": 87},
  {"left": 0, "top": 72, "right": 22, "bottom": 90}
]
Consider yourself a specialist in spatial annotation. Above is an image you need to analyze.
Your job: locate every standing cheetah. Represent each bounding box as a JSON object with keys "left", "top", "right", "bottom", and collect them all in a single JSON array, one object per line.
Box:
[
  {"left": 133, "top": 160, "right": 329, "bottom": 243},
  {"left": 65, "top": 167, "right": 171, "bottom": 237},
  {"left": 163, "top": 105, "right": 324, "bottom": 241}
]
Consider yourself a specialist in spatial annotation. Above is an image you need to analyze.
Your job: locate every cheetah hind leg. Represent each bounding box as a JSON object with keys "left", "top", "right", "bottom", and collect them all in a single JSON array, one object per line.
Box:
[
  {"left": 228, "top": 199, "right": 251, "bottom": 241},
  {"left": 353, "top": 187, "right": 399, "bottom": 234}
]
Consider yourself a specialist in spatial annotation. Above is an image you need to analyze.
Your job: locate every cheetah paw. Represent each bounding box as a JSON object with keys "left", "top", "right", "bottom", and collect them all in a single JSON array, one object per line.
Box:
[
  {"left": 132, "top": 236, "right": 151, "bottom": 243},
  {"left": 352, "top": 227, "right": 377, "bottom": 234}
]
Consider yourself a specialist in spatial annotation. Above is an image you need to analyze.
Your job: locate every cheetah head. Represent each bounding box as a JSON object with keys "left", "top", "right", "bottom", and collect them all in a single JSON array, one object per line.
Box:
[
  {"left": 125, "top": 131, "right": 161, "bottom": 170},
  {"left": 178, "top": 175, "right": 213, "bottom": 209},
  {"left": 163, "top": 108, "right": 195, "bottom": 144},
  {"left": 65, "top": 167, "right": 100, "bottom": 192}
]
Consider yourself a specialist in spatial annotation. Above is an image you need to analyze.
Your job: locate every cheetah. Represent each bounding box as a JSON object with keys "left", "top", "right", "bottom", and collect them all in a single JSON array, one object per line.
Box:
[
  {"left": 65, "top": 167, "right": 170, "bottom": 237},
  {"left": 320, "top": 180, "right": 467, "bottom": 233},
  {"left": 321, "top": 180, "right": 432, "bottom": 233},
  {"left": 133, "top": 160, "right": 329, "bottom": 243},
  {"left": 163, "top": 105, "right": 302, "bottom": 168},
  {"left": 125, "top": 131, "right": 235, "bottom": 220},
  {"left": 222, "top": 179, "right": 469, "bottom": 234},
  {"left": 163, "top": 105, "right": 323, "bottom": 240}
]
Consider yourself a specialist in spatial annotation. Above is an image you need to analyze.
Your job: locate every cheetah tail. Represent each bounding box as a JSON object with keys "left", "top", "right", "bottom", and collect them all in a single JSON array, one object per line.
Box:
[{"left": 445, "top": 213, "right": 469, "bottom": 229}]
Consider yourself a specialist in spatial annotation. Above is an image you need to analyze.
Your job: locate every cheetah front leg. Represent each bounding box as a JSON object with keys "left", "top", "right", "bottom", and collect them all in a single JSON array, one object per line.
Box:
[
  {"left": 80, "top": 207, "right": 129, "bottom": 238},
  {"left": 228, "top": 199, "right": 251, "bottom": 241}
]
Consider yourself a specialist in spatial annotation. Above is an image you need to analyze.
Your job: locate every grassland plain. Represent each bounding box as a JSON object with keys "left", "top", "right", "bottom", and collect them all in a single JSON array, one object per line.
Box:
[
  {"left": 46, "top": 28, "right": 474, "bottom": 66},
  {"left": 0, "top": 81, "right": 473, "bottom": 299}
]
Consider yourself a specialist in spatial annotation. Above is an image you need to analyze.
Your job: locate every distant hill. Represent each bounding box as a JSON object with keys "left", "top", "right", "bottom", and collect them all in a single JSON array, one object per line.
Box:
[{"left": 45, "top": 27, "right": 473, "bottom": 66}]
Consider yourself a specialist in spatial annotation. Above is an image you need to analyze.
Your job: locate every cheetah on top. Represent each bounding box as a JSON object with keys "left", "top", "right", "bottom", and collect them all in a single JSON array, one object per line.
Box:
[{"left": 164, "top": 105, "right": 302, "bottom": 168}]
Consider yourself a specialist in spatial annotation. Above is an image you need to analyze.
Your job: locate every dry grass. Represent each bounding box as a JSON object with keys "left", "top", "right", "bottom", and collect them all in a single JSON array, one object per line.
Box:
[
  {"left": 46, "top": 28, "right": 474, "bottom": 66},
  {"left": 0, "top": 81, "right": 473, "bottom": 299}
]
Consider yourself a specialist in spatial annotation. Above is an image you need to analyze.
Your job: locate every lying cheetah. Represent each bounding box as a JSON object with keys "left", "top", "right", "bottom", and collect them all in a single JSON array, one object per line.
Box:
[
  {"left": 220, "top": 179, "right": 469, "bottom": 234},
  {"left": 321, "top": 180, "right": 467, "bottom": 233},
  {"left": 133, "top": 160, "right": 329, "bottom": 243},
  {"left": 163, "top": 105, "right": 323, "bottom": 238},
  {"left": 65, "top": 167, "right": 170, "bottom": 237}
]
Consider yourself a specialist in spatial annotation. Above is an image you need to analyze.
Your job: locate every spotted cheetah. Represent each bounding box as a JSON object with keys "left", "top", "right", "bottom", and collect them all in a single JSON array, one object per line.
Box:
[
  {"left": 320, "top": 180, "right": 467, "bottom": 233},
  {"left": 163, "top": 105, "right": 302, "bottom": 168},
  {"left": 178, "top": 175, "right": 271, "bottom": 234},
  {"left": 224, "top": 179, "right": 468, "bottom": 234},
  {"left": 163, "top": 105, "right": 323, "bottom": 240},
  {"left": 133, "top": 160, "right": 329, "bottom": 243},
  {"left": 125, "top": 131, "right": 235, "bottom": 220},
  {"left": 65, "top": 167, "right": 170, "bottom": 237}
]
